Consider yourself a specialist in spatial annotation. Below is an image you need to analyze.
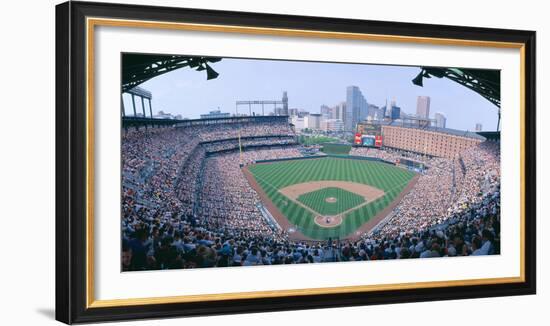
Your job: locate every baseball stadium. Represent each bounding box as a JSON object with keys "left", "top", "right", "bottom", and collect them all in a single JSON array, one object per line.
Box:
[
  {"left": 120, "top": 55, "right": 501, "bottom": 271},
  {"left": 121, "top": 114, "right": 500, "bottom": 271},
  {"left": 244, "top": 156, "right": 418, "bottom": 240}
]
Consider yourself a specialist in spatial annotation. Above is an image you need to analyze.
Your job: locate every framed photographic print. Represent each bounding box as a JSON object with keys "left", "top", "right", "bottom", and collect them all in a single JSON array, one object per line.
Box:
[{"left": 55, "top": 1, "right": 536, "bottom": 324}]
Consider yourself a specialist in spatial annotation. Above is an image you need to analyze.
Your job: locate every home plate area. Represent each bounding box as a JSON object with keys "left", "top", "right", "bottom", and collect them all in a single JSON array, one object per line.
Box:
[{"left": 279, "top": 181, "right": 385, "bottom": 228}]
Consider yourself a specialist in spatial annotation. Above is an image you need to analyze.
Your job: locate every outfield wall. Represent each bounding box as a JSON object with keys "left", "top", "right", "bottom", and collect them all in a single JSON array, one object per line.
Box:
[
  {"left": 205, "top": 143, "right": 299, "bottom": 156},
  {"left": 254, "top": 154, "right": 396, "bottom": 166}
]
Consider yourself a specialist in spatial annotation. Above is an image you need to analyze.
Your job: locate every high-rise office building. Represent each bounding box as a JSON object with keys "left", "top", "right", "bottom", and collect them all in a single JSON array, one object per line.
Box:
[
  {"left": 298, "top": 109, "right": 310, "bottom": 117},
  {"left": 305, "top": 114, "right": 322, "bottom": 130},
  {"left": 335, "top": 102, "right": 345, "bottom": 121},
  {"left": 282, "top": 91, "right": 289, "bottom": 115},
  {"left": 321, "top": 104, "right": 346, "bottom": 120},
  {"left": 435, "top": 112, "right": 447, "bottom": 128},
  {"left": 475, "top": 123, "right": 483, "bottom": 131},
  {"left": 291, "top": 116, "right": 305, "bottom": 130},
  {"left": 345, "top": 86, "right": 369, "bottom": 131},
  {"left": 381, "top": 98, "right": 401, "bottom": 121},
  {"left": 288, "top": 108, "right": 299, "bottom": 117},
  {"left": 416, "top": 96, "right": 431, "bottom": 119},
  {"left": 390, "top": 106, "right": 401, "bottom": 120},
  {"left": 367, "top": 104, "right": 381, "bottom": 120},
  {"left": 320, "top": 105, "right": 331, "bottom": 118},
  {"left": 321, "top": 119, "right": 344, "bottom": 132}
]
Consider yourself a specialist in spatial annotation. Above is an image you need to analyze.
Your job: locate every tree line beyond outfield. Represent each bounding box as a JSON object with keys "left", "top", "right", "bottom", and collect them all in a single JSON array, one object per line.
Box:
[{"left": 320, "top": 143, "right": 352, "bottom": 155}]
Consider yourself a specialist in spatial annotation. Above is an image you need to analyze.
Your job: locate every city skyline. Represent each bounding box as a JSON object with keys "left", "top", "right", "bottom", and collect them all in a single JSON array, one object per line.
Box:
[{"left": 125, "top": 57, "right": 500, "bottom": 131}]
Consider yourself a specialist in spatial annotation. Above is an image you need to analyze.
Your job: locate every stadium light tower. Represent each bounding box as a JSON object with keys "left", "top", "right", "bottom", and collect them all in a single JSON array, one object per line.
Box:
[{"left": 236, "top": 92, "right": 289, "bottom": 116}]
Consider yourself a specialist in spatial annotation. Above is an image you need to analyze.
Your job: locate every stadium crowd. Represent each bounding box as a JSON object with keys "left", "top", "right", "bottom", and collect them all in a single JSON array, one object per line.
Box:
[
  {"left": 189, "top": 120, "right": 294, "bottom": 142},
  {"left": 196, "top": 147, "right": 302, "bottom": 238},
  {"left": 121, "top": 120, "right": 500, "bottom": 271},
  {"left": 201, "top": 136, "right": 297, "bottom": 154}
]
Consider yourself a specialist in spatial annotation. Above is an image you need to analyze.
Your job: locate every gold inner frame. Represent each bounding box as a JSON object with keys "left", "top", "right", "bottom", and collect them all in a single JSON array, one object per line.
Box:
[{"left": 85, "top": 17, "right": 527, "bottom": 309}]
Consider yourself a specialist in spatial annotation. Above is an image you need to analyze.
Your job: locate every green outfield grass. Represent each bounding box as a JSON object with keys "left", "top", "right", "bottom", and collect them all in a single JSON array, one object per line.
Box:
[
  {"left": 248, "top": 157, "right": 416, "bottom": 240},
  {"left": 297, "top": 187, "right": 365, "bottom": 216}
]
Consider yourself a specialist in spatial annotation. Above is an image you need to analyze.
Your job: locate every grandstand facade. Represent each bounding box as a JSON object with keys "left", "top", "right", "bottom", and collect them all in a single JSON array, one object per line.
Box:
[{"left": 381, "top": 125, "right": 485, "bottom": 158}]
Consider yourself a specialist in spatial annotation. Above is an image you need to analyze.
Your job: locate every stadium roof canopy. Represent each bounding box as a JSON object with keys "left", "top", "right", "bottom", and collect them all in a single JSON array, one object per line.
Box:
[
  {"left": 122, "top": 53, "right": 222, "bottom": 92},
  {"left": 412, "top": 67, "right": 501, "bottom": 108},
  {"left": 126, "top": 86, "right": 152, "bottom": 99},
  {"left": 476, "top": 131, "right": 500, "bottom": 141}
]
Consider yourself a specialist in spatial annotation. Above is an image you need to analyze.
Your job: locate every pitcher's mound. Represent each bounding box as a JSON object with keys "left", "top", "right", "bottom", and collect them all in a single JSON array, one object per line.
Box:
[
  {"left": 314, "top": 215, "right": 343, "bottom": 227},
  {"left": 325, "top": 197, "right": 337, "bottom": 203}
]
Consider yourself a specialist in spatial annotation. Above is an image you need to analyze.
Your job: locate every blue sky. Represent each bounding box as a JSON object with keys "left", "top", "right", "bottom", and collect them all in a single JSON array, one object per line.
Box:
[{"left": 124, "top": 57, "right": 499, "bottom": 131}]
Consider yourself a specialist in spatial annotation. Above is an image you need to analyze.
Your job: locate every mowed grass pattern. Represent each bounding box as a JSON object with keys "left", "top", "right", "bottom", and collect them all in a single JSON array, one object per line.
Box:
[
  {"left": 297, "top": 187, "right": 365, "bottom": 216},
  {"left": 248, "top": 157, "right": 416, "bottom": 240}
]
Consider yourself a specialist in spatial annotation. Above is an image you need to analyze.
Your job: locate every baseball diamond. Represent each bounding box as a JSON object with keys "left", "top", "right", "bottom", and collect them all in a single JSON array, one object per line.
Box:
[
  {"left": 297, "top": 186, "right": 366, "bottom": 215},
  {"left": 246, "top": 157, "right": 417, "bottom": 240}
]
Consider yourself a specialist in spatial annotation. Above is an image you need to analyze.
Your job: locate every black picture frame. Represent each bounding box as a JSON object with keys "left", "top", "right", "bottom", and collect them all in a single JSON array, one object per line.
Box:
[{"left": 56, "top": 1, "right": 536, "bottom": 324}]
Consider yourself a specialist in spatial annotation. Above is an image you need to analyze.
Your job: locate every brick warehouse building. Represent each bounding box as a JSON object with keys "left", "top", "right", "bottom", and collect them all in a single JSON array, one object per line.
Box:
[{"left": 381, "top": 124, "right": 485, "bottom": 158}]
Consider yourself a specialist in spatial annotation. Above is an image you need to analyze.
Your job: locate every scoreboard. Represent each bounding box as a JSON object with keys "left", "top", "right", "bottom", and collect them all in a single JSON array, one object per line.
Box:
[
  {"left": 355, "top": 122, "right": 383, "bottom": 148},
  {"left": 354, "top": 133, "right": 383, "bottom": 147}
]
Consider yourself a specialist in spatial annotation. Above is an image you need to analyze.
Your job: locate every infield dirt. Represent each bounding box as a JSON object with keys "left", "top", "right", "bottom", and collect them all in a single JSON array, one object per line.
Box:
[
  {"left": 242, "top": 164, "right": 420, "bottom": 242},
  {"left": 279, "top": 180, "right": 384, "bottom": 202}
]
